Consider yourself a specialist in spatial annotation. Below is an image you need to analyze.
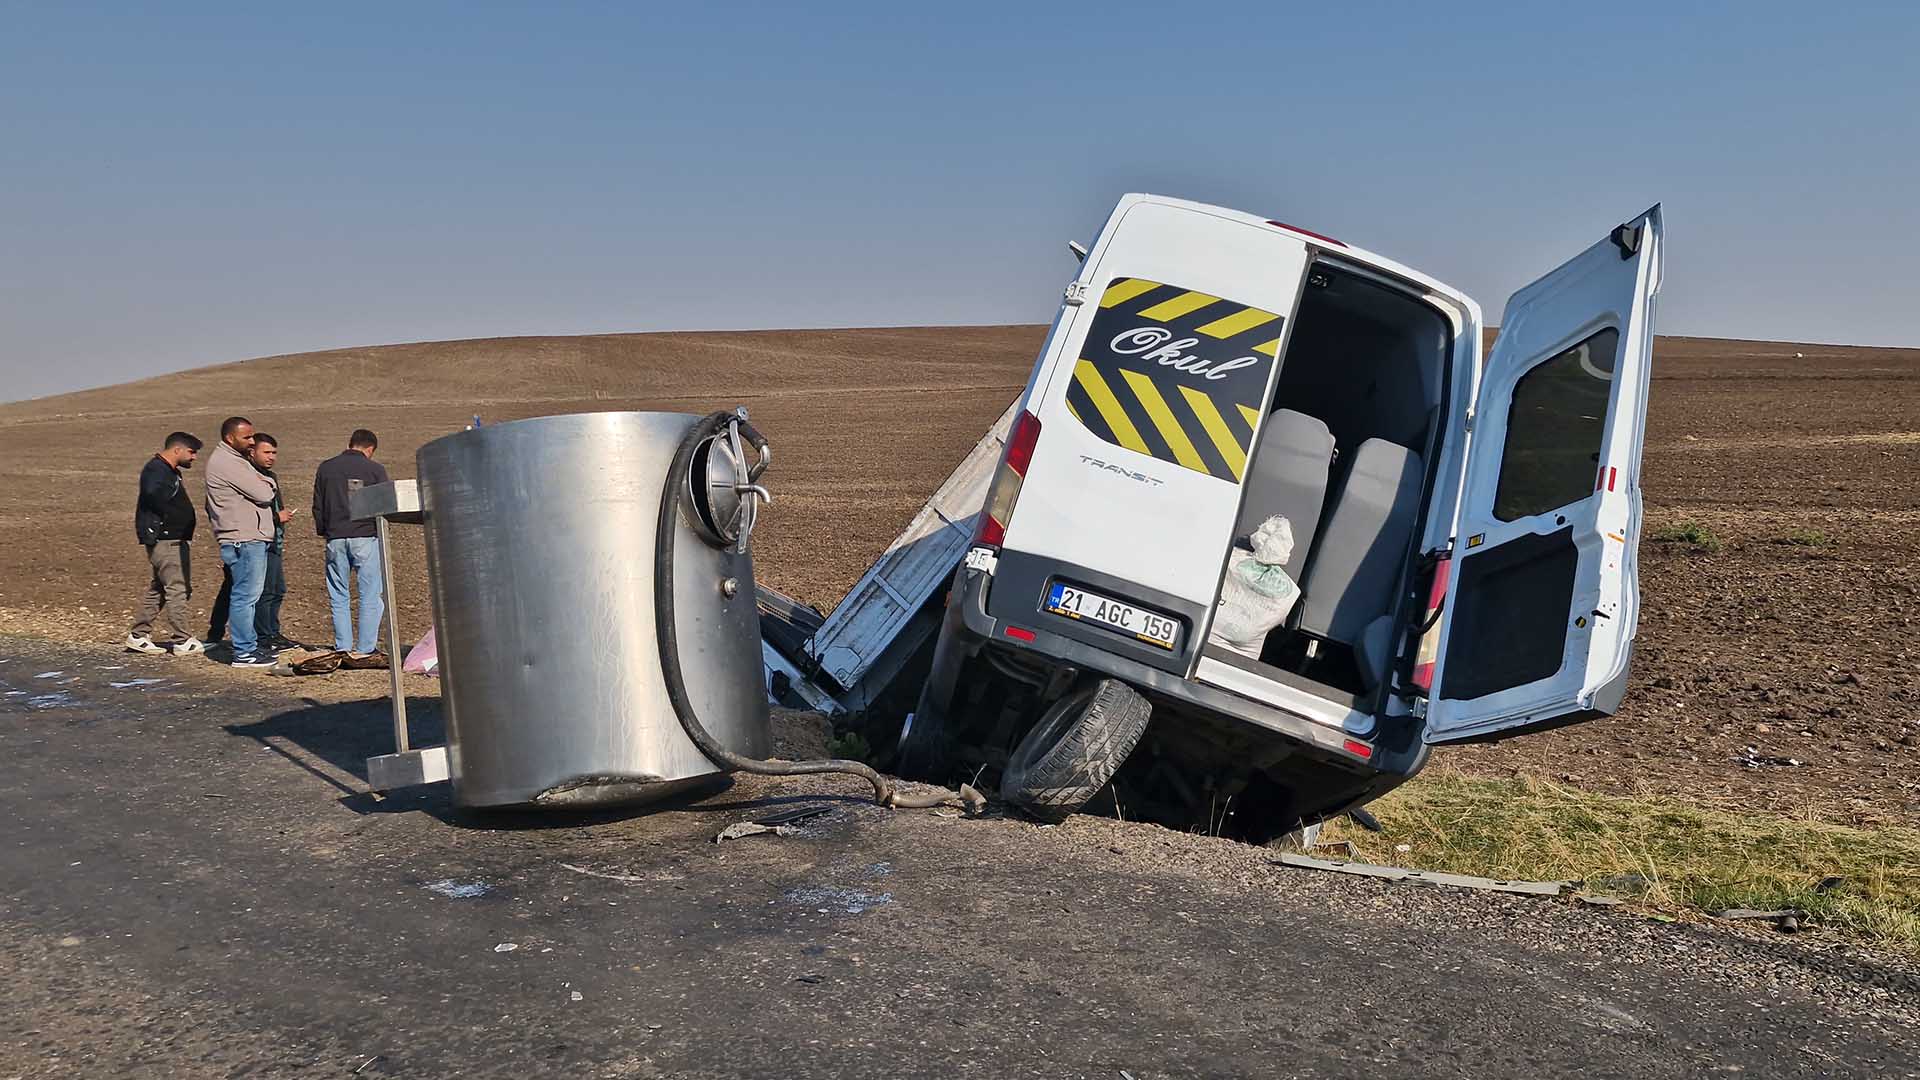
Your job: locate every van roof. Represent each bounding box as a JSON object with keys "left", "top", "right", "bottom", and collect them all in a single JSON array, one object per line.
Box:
[{"left": 1116, "top": 193, "right": 1481, "bottom": 325}]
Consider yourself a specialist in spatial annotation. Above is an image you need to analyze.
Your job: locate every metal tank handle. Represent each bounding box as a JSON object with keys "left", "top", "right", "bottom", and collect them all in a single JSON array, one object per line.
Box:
[
  {"left": 723, "top": 408, "right": 773, "bottom": 554},
  {"left": 658, "top": 409, "right": 986, "bottom": 814}
]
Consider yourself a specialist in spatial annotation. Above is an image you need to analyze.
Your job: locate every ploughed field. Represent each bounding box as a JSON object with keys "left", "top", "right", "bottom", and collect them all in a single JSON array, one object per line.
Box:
[{"left": 1, "top": 328, "right": 1915, "bottom": 825}]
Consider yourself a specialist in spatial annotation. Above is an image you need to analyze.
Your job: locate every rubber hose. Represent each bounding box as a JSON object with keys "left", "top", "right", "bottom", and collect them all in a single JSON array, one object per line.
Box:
[{"left": 655, "top": 411, "right": 983, "bottom": 813}]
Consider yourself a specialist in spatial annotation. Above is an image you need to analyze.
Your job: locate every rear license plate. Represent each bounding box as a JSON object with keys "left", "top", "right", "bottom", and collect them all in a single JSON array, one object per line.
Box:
[{"left": 1044, "top": 583, "right": 1180, "bottom": 650}]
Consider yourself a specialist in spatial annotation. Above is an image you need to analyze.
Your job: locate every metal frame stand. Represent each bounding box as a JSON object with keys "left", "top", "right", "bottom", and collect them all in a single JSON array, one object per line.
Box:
[{"left": 349, "top": 479, "right": 450, "bottom": 792}]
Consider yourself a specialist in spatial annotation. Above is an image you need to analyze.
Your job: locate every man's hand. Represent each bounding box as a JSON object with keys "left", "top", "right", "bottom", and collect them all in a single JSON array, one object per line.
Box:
[{"left": 279, "top": 508, "right": 297, "bottom": 524}]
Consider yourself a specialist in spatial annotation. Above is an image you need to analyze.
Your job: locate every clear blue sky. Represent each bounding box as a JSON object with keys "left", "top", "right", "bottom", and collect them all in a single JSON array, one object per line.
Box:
[{"left": 2, "top": 2, "right": 1916, "bottom": 402}]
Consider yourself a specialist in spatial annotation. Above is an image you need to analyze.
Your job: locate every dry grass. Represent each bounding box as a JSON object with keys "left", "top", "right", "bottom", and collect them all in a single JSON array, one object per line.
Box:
[{"left": 1320, "top": 768, "right": 1920, "bottom": 957}]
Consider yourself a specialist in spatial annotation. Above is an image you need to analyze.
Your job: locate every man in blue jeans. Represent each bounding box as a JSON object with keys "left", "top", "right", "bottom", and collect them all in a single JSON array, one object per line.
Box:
[
  {"left": 313, "top": 429, "right": 392, "bottom": 664},
  {"left": 203, "top": 416, "right": 281, "bottom": 668}
]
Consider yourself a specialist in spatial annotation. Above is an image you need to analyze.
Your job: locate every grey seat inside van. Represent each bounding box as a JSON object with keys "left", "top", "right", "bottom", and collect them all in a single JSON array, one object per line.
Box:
[
  {"left": 1297, "top": 438, "right": 1425, "bottom": 676},
  {"left": 1234, "top": 409, "right": 1335, "bottom": 578}
]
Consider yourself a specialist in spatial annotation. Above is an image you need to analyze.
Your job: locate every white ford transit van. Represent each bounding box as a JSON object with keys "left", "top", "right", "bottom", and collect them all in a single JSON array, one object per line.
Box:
[{"left": 899, "top": 193, "right": 1663, "bottom": 839}]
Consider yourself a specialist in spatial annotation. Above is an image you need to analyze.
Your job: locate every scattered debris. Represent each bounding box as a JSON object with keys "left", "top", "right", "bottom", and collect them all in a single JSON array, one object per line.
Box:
[
  {"left": 1814, "top": 875, "right": 1847, "bottom": 893},
  {"left": 716, "top": 805, "right": 837, "bottom": 841},
  {"left": 558, "top": 862, "right": 682, "bottom": 885},
  {"left": 1739, "top": 745, "right": 1804, "bottom": 768},
  {"left": 425, "top": 880, "right": 491, "bottom": 899},
  {"left": 716, "top": 821, "right": 795, "bottom": 842},
  {"left": 109, "top": 678, "right": 167, "bottom": 689},
  {"left": 794, "top": 973, "right": 823, "bottom": 984},
  {"left": 782, "top": 885, "right": 893, "bottom": 915},
  {"left": 754, "top": 804, "right": 833, "bottom": 827},
  {"left": 1713, "top": 908, "right": 1806, "bottom": 932},
  {"left": 1589, "top": 871, "right": 1651, "bottom": 895},
  {"left": 58, "top": 936, "right": 82, "bottom": 947},
  {"left": 570, "top": 990, "right": 584, "bottom": 1002},
  {"left": 1572, "top": 894, "right": 1626, "bottom": 908},
  {"left": 27, "top": 693, "right": 74, "bottom": 709},
  {"left": 493, "top": 942, "right": 519, "bottom": 953},
  {"left": 1274, "top": 853, "right": 1573, "bottom": 897},
  {"left": 353, "top": 1055, "right": 382, "bottom": 1075},
  {"left": 34, "top": 671, "right": 63, "bottom": 679}
]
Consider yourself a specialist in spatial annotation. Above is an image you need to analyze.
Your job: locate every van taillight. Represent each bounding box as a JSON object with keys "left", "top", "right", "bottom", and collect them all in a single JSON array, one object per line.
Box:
[
  {"left": 974, "top": 411, "right": 1042, "bottom": 548},
  {"left": 1411, "top": 554, "right": 1451, "bottom": 692}
]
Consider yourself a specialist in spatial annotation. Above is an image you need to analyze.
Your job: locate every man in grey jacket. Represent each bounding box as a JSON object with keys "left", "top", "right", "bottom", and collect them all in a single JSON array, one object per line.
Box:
[{"left": 204, "top": 416, "right": 280, "bottom": 668}]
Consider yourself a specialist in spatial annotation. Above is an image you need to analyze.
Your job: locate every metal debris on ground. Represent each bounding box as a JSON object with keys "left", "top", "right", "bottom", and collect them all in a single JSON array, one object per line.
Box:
[
  {"left": 716, "top": 821, "right": 796, "bottom": 842},
  {"left": 753, "top": 804, "right": 832, "bottom": 827},
  {"left": 557, "top": 862, "right": 678, "bottom": 885},
  {"left": 1274, "top": 853, "right": 1574, "bottom": 897},
  {"left": 1713, "top": 908, "right": 1807, "bottom": 932},
  {"left": 493, "top": 942, "right": 519, "bottom": 952}
]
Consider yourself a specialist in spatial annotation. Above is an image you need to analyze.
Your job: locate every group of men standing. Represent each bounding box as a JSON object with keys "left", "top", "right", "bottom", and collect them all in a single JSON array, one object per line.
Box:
[{"left": 127, "top": 417, "right": 393, "bottom": 670}]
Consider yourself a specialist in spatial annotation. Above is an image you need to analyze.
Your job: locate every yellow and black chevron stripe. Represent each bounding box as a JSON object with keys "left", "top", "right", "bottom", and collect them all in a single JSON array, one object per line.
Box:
[{"left": 1065, "top": 277, "right": 1282, "bottom": 483}]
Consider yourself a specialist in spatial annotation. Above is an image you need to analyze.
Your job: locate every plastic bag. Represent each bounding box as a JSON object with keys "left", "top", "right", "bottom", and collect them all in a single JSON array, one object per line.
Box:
[
  {"left": 402, "top": 625, "right": 439, "bottom": 675},
  {"left": 1208, "top": 516, "right": 1300, "bottom": 660}
]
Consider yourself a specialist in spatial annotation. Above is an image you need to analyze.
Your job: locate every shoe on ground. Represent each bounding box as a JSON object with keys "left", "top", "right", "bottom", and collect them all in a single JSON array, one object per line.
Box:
[
  {"left": 171, "top": 637, "right": 208, "bottom": 656},
  {"left": 230, "top": 653, "right": 278, "bottom": 669},
  {"left": 125, "top": 634, "right": 169, "bottom": 656}
]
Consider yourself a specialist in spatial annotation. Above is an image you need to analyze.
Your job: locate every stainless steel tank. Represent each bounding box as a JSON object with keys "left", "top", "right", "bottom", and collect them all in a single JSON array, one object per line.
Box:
[{"left": 416, "top": 411, "right": 772, "bottom": 809}]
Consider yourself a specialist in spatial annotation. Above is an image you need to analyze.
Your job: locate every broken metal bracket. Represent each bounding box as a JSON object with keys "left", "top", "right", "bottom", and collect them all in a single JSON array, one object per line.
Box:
[{"left": 1274, "top": 852, "right": 1573, "bottom": 897}]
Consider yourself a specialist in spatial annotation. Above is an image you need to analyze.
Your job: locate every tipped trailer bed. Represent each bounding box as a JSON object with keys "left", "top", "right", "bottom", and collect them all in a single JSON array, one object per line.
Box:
[{"left": 759, "top": 401, "right": 1017, "bottom": 718}]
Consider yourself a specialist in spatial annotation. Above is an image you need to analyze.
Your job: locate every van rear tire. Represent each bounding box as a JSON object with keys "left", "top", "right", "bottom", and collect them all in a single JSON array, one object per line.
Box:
[{"left": 1001, "top": 679, "right": 1150, "bottom": 823}]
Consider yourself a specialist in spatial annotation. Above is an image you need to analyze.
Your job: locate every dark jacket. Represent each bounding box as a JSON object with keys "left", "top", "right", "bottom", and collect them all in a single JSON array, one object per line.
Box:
[
  {"left": 135, "top": 455, "right": 196, "bottom": 544},
  {"left": 313, "top": 450, "right": 390, "bottom": 541},
  {"left": 262, "top": 467, "right": 285, "bottom": 552}
]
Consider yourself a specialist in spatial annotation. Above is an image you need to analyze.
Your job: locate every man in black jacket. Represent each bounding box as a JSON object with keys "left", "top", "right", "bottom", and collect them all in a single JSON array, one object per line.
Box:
[
  {"left": 314, "top": 429, "right": 391, "bottom": 661},
  {"left": 128, "top": 431, "right": 206, "bottom": 656}
]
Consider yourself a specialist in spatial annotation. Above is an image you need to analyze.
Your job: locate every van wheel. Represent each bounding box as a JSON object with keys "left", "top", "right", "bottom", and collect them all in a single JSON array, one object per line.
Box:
[{"left": 1000, "top": 679, "right": 1151, "bottom": 823}]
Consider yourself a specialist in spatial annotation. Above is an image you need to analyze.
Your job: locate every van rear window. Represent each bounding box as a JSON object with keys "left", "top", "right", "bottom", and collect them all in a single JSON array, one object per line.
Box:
[
  {"left": 1066, "top": 277, "right": 1282, "bottom": 484},
  {"left": 1493, "top": 328, "right": 1620, "bottom": 521}
]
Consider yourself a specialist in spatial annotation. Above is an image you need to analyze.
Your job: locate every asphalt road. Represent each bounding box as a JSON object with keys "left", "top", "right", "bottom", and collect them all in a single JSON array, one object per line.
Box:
[{"left": 2, "top": 636, "right": 1916, "bottom": 1079}]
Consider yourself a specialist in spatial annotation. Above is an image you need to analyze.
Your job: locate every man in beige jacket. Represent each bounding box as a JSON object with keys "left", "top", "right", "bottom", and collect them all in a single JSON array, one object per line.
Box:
[{"left": 204, "top": 416, "right": 280, "bottom": 668}]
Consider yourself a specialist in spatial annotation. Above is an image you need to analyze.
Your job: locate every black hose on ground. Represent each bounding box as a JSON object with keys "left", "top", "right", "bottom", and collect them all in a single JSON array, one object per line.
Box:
[{"left": 654, "top": 410, "right": 985, "bottom": 814}]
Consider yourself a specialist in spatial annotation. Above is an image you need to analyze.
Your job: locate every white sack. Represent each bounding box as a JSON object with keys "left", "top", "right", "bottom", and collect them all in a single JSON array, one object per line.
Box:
[{"left": 1208, "top": 515, "right": 1300, "bottom": 660}]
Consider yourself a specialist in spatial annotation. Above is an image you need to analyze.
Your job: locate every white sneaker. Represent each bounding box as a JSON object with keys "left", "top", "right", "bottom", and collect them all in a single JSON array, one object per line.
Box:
[
  {"left": 125, "top": 634, "right": 168, "bottom": 656},
  {"left": 171, "top": 637, "right": 208, "bottom": 656}
]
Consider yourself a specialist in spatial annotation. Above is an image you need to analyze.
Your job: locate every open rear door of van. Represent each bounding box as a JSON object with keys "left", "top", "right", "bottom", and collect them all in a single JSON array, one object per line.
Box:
[
  {"left": 1424, "top": 207, "right": 1663, "bottom": 744},
  {"left": 999, "top": 197, "right": 1311, "bottom": 673}
]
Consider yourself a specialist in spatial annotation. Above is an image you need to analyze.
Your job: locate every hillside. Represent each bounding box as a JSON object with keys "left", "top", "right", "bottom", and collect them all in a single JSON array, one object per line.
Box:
[{"left": 3, "top": 327, "right": 1918, "bottom": 825}]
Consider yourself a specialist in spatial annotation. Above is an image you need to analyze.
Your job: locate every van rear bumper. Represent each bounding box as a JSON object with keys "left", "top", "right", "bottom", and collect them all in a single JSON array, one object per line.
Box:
[{"left": 949, "top": 565, "right": 1399, "bottom": 775}]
